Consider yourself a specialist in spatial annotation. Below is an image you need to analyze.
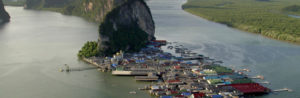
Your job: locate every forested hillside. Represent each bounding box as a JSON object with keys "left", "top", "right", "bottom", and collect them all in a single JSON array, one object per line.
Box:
[
  {"left": 283, "top": 5, "right": 300, "bottom": 15},
  {"left": 183, "top": 0, "right": 300, "bottom": 44}
]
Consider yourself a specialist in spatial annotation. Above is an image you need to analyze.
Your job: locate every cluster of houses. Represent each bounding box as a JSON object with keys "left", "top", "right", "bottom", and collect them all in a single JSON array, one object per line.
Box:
[
  {"left": 84, "top": 40, "right": 271, "bottom": 98},
  {"left": 148, "top": 63, "right": 270, "bottom": 98}
]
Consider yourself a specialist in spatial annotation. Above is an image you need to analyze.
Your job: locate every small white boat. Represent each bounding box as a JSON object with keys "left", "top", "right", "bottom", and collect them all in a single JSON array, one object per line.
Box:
[
  {"left": 273, "top": 88, "right": 293, "bottom": 92},
  {"left": 129, "top": 91, "right": 137, "bottom": 94}
]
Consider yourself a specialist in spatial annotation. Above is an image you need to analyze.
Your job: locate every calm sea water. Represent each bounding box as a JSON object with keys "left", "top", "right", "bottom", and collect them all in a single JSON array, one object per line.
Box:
[
  {"left": 0, "top": 6, "right": 150, "bottom": 98},
  {"left": 0, "top": 0, "right": 300, "bottom": 97},
  {"left": 149, "top": 0, "right": 300, "bottom": 98}
]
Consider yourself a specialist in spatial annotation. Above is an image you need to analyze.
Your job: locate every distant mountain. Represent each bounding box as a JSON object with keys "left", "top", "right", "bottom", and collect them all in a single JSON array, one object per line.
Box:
[
  {"left": 25, "top": 0, "right": 124, "bottom": 22},
  {"left": 0, "top": 0, "right": 10, "bottom": 23},
  {"left": 283, "top": 5, "right": 300, "bottom": 13},
  {"left": 3, "top": 0, "right": 26, "bottom": 6}
]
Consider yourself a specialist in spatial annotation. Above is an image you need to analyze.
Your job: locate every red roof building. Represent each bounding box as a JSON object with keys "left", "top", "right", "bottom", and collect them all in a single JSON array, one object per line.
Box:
[
  {"left": 154, "top": 40, "right": 167, "bottom": 43},
  {"left": 223, "top": 83, "right": 270, "bottom": 94},
  {"left": 171, "top": 90, "right": 179, "bottom": 94},
  {"left": 192, "top": 93, "right": 205, "bottom": 98},
  {"left": 153, "top": 40, "right": 167, "bottom": 45},
  {"left": 174, "top": 65, "right": 181, "bottom": 69}
]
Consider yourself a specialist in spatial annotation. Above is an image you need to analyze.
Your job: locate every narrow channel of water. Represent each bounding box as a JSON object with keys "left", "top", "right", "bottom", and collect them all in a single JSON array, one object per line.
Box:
[{"left": 288, "top": 14, "right": 300, "bottom": 18}]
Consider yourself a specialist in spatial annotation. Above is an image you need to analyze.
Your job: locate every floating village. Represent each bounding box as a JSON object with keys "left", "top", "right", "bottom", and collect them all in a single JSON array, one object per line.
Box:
[{"left": 62, "top": 40, "right": 292, "bottom": 98}]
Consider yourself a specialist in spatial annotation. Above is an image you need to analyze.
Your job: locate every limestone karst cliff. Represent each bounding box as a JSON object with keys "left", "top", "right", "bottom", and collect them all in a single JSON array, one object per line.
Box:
[
  {"left": 98, "top": 0, "right": 155, "bottom": 55},
  {"left": 0, "top": 0, "right": 10, "bottom": 23},
  {"left": 25, "top": 0, "right": 155, "bottom": 56}
]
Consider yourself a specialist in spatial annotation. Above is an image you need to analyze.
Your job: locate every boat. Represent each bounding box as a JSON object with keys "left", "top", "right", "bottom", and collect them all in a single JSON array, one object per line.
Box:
[
  {"left": 129, "top": 91, "right": 137, "bottom": 94},
  {"left": 273, "top": 88, "right": 293, "bottom": 92}
]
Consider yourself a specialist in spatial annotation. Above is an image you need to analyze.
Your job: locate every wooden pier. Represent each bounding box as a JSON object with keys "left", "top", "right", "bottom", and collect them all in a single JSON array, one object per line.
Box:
[
  {"left": 135, "top": 76, "right": 158, "bottom": 81},
  {"left": 112, "top": 70, "right": 155, "bottom": 76},
  {"left": 82, "top": 57, "right": 108, "bottom": 70},
  {"left": 59, "top": 64, "right": 99, "bottom": 72}
]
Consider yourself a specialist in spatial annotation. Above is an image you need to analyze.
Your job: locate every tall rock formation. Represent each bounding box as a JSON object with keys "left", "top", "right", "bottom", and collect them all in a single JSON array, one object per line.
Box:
[
  {"left": 25, "top": 0, "right": 155, "bottom": 56},
  {"left": 0, "top": 0, "right": 10, "bottom": 23},
  {"left": 98, "top": 0, "right": 155, "bottom": 55}
]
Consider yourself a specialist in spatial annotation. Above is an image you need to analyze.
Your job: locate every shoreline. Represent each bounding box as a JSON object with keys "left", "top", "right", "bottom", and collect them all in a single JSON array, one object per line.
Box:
[
  {"left": 82, "top": 57, "right": 101, "bottom": 67},
  {"left": 182, "top": 2, "right": 300, "bottom": 45}
]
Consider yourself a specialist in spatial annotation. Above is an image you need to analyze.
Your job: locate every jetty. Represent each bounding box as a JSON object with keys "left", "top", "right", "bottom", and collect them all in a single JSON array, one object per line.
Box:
[
  {"left": 59, "top": 64, "right": 99, "bottom": 72},
  {"left": 135, "top": 73, "right": 159, "bottom": 81},
  {"left": 112, "top": 68, "right": 156, "bottom": 76}
]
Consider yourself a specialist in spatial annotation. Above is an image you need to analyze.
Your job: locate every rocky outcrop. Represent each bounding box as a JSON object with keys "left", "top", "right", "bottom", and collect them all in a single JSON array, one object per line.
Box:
[
  {"left": 100, "top": 0, "right": 155, "bottom": 39},
  {"left": 0, "top": 0, "right": 10, "bottom": 23},
  {"left": 98, "top": 0, "right": 155, "bottom": 55},
  {"left": 24, "top": 0, "right": 155, "bottom": 56}
]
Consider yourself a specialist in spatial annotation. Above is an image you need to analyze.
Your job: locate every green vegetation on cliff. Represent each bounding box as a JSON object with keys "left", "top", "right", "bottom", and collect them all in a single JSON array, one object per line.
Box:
[
  {"left": 183, "top": 0, "right": 300, "bottom": 44},
  {"left": 283, "top": 5, "right": 300, "bottom": 15},
  {"left": 78, "top": 41, "right": 99, "bottom": 58},
  {"left": 63, "top": 0, "right": 114, "bottom": 22},
  {"left": 25, "top": 0, "right": 115, "bottom": 22}
]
